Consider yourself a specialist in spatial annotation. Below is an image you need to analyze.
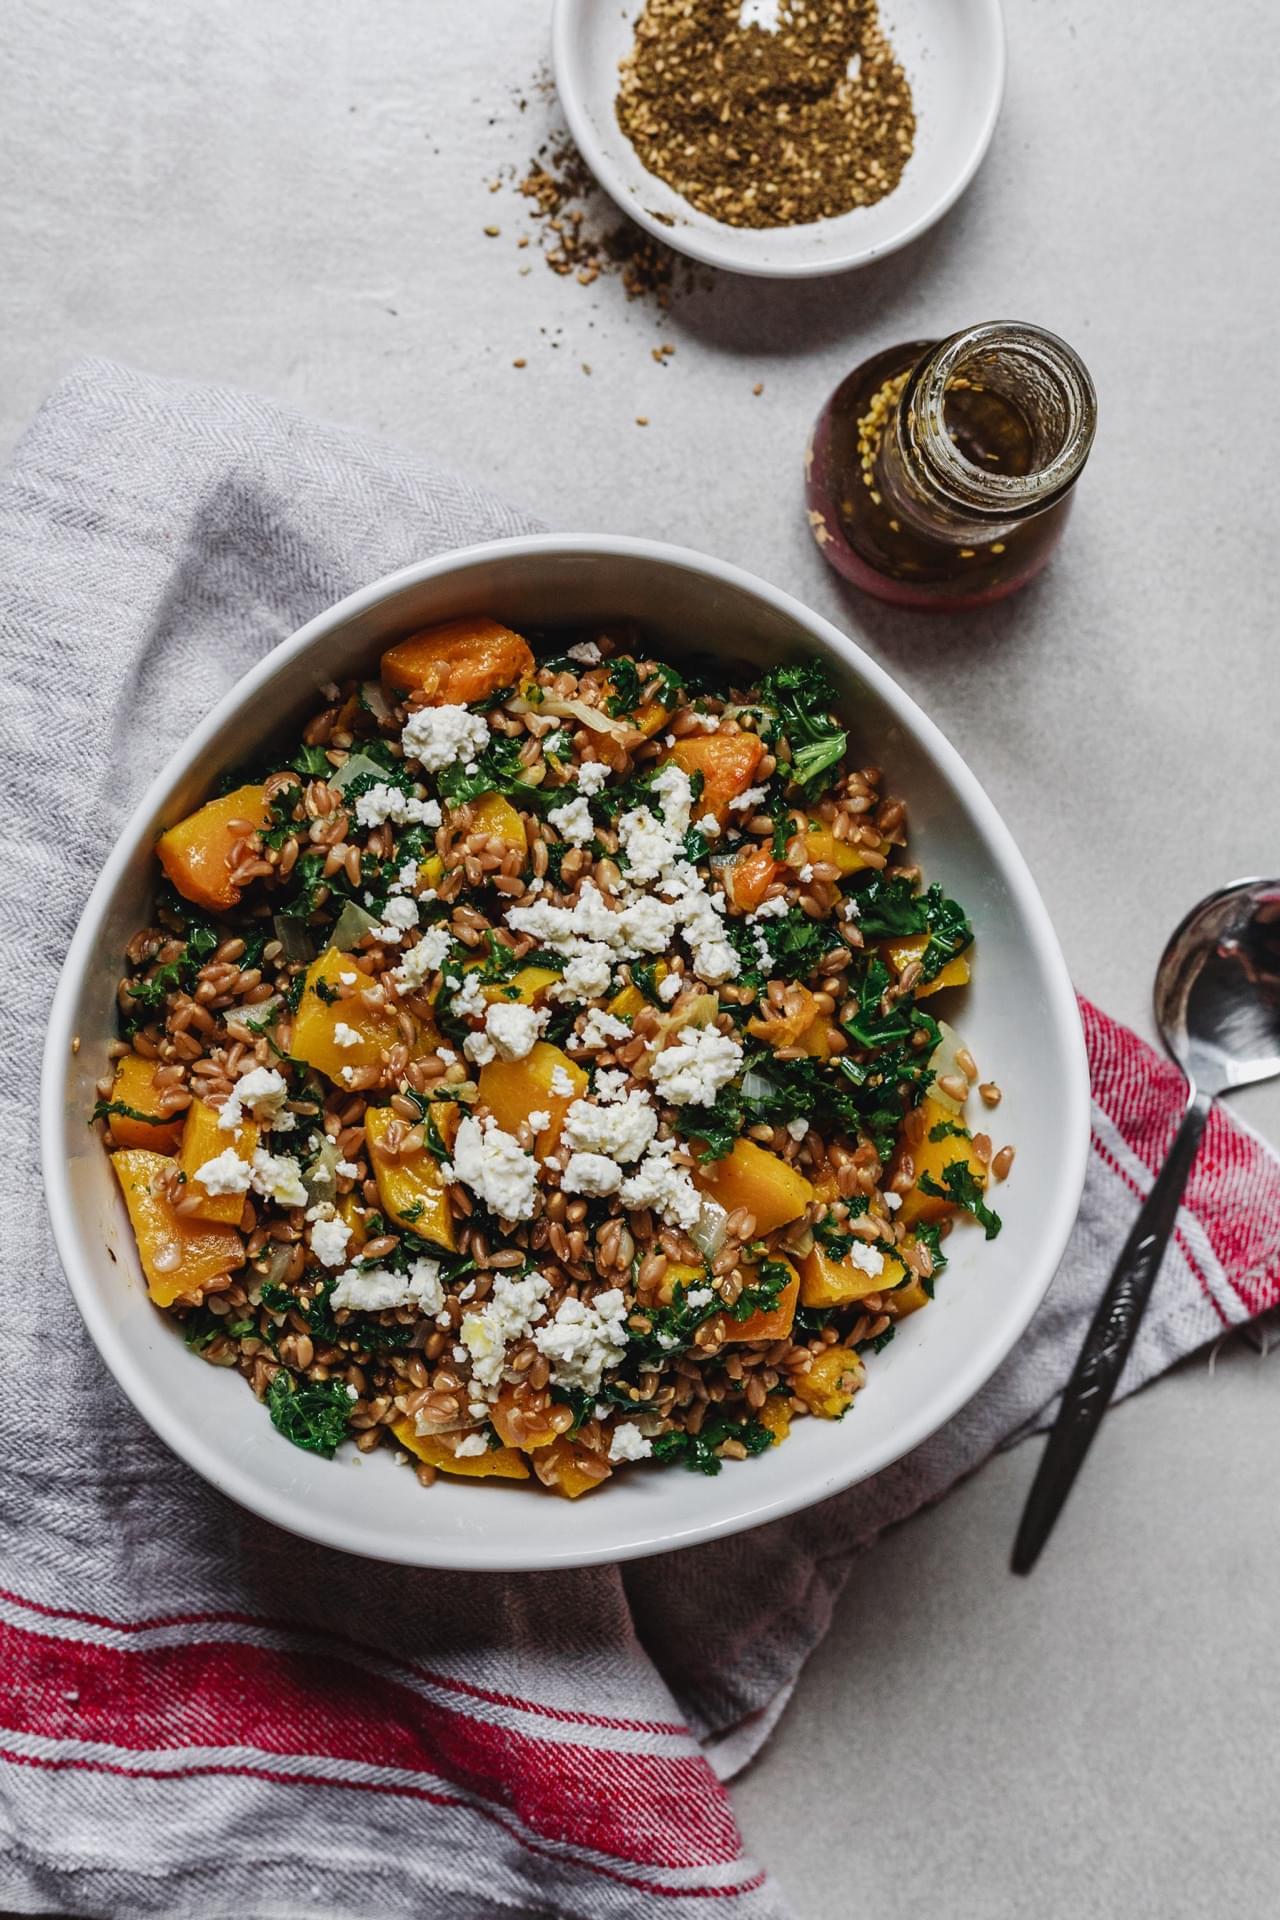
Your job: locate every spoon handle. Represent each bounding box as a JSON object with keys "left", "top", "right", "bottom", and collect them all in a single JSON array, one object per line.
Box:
[{"left": 1011, "top": 1088, "right": 1213, "bottom": 1574}]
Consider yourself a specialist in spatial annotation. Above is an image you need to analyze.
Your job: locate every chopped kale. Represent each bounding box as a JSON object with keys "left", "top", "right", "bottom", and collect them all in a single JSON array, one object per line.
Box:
[
  {"left": 679, "top": 1084, "right": 744, "bottom": 1162},
  {"left": 261, "top": 784, "right": 303, "bottom": 850},
  {"left": 91, "top": 1098, "right": 173, "bottom": 1129},
  {"left": 853, "top": 873, "right": 973, "bottom": 983},
  {"left": 122, "top": 915, "right": 220, "bottom": 1031},
  {"left": 265, "top": 1372, "right": 352, "bottom": 1458},
  {"left": 629, "top": 960, "right": 667, "bottom": 1006},
  {"left": 604, "top": 656, "right": 643, "bottom": 717},
  {"left": 651, "top": 1413, "right": 773, "bottom": 1476},
  {"left": 436, "top": 734, "right": 539, "bottom": 809},
  {"left": 290, "top": 744, "right": 335, "bottom": 779},
  {"left": 758, "top": 660, "right": 848, "bottom": 800},
  {"left": 919, "top": 1160, "right": 1003, "bottom": 1239},
  {"left": 928, "top": 1118, "right": 970, "bottom": 1143}
]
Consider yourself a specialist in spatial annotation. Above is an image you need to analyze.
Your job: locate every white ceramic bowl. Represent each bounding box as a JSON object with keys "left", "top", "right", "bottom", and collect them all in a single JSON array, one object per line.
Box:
[
  {"left": 43, "top": 536, "right": 1087, "bottom": 1571},
  {"left": 551, "top": 0, "right": 1006, "bottom": 279}
]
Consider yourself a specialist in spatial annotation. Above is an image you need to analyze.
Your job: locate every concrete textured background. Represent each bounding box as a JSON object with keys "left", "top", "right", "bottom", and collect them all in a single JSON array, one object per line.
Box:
[{"left": 3, "top": 1, "right": 1279, "bottom": 1913}]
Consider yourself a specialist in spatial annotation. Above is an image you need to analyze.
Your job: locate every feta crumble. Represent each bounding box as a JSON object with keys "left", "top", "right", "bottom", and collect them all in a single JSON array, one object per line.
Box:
[
  {"left": 444, "top": 1115, "right": 538, "bottom": 1221},
  {"left": 533, "top": 1288, "right": 630, "bottom": 1395},
  {"left": 459, "top": 1270, "right": 551, "bottom": 1387},
  {"left": 650, "top": 1025, "right": 743, "bottom": 1106},
  {"left": 562, "top": 1090, "right": 657, "bottom": 1165},
  {"left": 392, "top": 923, "right": 453, "bottom": 994},
  {"left": 561, "top": 1151, "right": 623, "bottom": 1197},
  {"left": 608, "top": 1422, "right": 654, "bottom": 1464},
  {"left": 218, "top": 1066, "right": 290, "bottom": 1132},
  {"left": 452, "top": 1432, "right": 489, "bottom": 1458},
  {"left": 352, "top": 783, "right": 442, "bottom": 831},
  {"left": 306, "top": 1204, "right": 353, "bottom": 1268},
  {"left": 575, "top": 759, "right": 610, "bottom": 794},
  {"left": 401, "top": 703, "right": 490, "bottom": 773},
  {"left": 566, "top": 639, "right": 602, "bottom": 665},
  {"left": 192, "top": 1148, "right": 252, "bottom": 1196},
  {"left": 547, "top": 793, "right": 595, "bottom": 846},
  {"left": 332, "top": 1021, "right": 362, "bottom": 1050},
  {"left": 330, "top": 1257, "right": 444, "bottom": 1315}
]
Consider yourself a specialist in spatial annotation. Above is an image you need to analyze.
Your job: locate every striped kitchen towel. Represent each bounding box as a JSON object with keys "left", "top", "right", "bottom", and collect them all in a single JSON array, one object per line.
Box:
[{"left": 2, "top": 362, "right": 1277, "bottom": 1920}]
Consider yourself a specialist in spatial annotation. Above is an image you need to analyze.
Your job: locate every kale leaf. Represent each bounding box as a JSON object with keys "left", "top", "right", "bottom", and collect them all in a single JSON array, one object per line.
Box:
[
  {"left": 651, "top": 1413, "right": 774, "bottom": 1476},
  {"left": 918, "top": 1160, "right": 1003, "bottom": 1239},
  {"left": 265, "top": 1373, "right": 352, "bottom": 1457},
  {"left": 758, "top": 660, "right": 848, "bottom": 800}
]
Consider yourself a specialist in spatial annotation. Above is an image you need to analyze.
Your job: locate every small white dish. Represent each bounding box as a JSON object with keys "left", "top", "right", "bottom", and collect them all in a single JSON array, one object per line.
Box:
[
  {"left": 551, "top": 0, "right": 1005, "bottom": 280},
  {"left": 43, "top": 535, "right": 1087, "bottom": 1572}
]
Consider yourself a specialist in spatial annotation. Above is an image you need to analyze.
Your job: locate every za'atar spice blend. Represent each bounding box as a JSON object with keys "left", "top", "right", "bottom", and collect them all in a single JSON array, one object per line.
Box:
[{"left": 616, "top": 0, "right": 916, "bottom": 229}]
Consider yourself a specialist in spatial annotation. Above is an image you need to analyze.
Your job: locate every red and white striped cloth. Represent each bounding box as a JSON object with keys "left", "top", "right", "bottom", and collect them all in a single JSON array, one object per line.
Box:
[{"left": 2, "top": 364, "right": 1278, "bottom": 1918}]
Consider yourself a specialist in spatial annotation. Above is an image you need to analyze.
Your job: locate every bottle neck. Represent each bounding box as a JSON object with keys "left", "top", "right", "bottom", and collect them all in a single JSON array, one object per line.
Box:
[{"left": 877, "top": 322, "right": 1097, "bottom": 541}]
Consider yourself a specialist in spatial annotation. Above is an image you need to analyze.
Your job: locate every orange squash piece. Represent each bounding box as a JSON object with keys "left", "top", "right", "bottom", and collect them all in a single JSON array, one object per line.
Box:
[
  {"left": 490, "top": 1388, "right": 573, "bottom": 1452},
  {"left": 178, "top": 1098, "right": 259, "bottom": 1225},
  {"left": 882, "top": 931, "right": 972, "bottom": 998},
  {"left": 757, "top": 1396, "right": 792, "bottom": 1446},
  {"left": 463, "top": 791, "right": 528, "bottom": 859},
  {"left": 532, "top": 1437, "right": 611, "bottom": 1499},
  {"left": 724, "top": 1259, "right": 800, "bottom": 1343},
  {"left": 103, "top": 1053, "right": 184, "bottom": 1152},
  {"left": 364, "top": 1101, "right": 458, "bottom": 1251},
  {"left": 156, "top": 784, "right": 270, "bottom": 913},
  {"left": 390, "top": 1417, "right": 529, "bottom": 1480},
  {"left": 477, "top": 1042, "right": 587, "bottom": 1161},
  {"left": 886, "top": 1275, "right": 931, "bottom": 1317},
  {"left": 483, "top": 964, "right": 559, "bottom": 1009},
  {"left": 665, "top": 732, "right": 765, "bottom": 827},
  {"left": 381, "top": 618, "right": 534, "bottom": 707},
  {"left": 801, "top": 820, "right": 881, "bottom": 877},
  {"left": 726, "top": 842, "right": 779, "bottom": 913},
  {"left": 112, "top": 1149, "right": 245, "bottom": 1308},
  {"left": 892, "top": 1094, "right": 989, "bottom": 1228},
  {"left": 290, "top": 947, "right": 404, "bottom": 1084},
  {"left": 747, "top": 986, "right": 819, "bottom": 1050},
  {"left": 799, "top": 1242, "right": 908, "bottom": 1309},
  {"left": 793, "top": 1345, "right": 863, "bottom": 1419},
  {"left": 692, "top": 1137, "right": 814, "bottom": 1236}
]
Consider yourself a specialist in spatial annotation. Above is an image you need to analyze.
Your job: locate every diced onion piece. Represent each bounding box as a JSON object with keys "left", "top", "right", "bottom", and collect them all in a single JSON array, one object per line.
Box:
[
  {"left": 360, "top": 680, "right": 394, "bottom": 724},
  {"left": 329, "top": 900, "right": 383, "bottom": 951},
  {"left": 508, "top": 693, "right": 635, "bottom": 741},
  {"left": 273, "top": 914, "right": 316, "bottom": 965},
  {"left": 689, "top": 1199, "right": 729, "bottom": 1263},
  {"left": 304, "top": 1135, "right": 343, "bottom": 1207},
  {"left": 740, "top": 1068, "right": 777, "bottom": 1105},
  {"left": 328, "top": 750, "right": 397, "bottom": 794},
  {"left": 257, "top": 1242, "right": 295, "bottom": 1292}
]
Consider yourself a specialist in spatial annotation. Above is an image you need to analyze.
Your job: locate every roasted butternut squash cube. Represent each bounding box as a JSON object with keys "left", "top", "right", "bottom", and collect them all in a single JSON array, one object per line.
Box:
[
  {"left": 112, "top": 1149, "right": 245, "bottom": 1308},
  {"left": 532, "top": 1436, "right": 611, "bottom": 1499},
  {"left": 609, "top": 962, "right": 667, "bottom": 1021},
  {"left": 482, "top": 964, "right": 560, "bottom": 1008},
  {"left": 692, "top": 1137, "right": 813, "bottom": 1236},
  {"left": 798, "top": 1015, "right": 843, "bottom": 1061},
  {"left": 802, "top": 820, "right": 879, "bottom": 877},
  {"left": 477, "top": 1042, "right": 587, "bottom": 1160},
  {"left": 886, "top": 1276, "right": 931, "bottom": 1317},
  {"left": 338, "top": 1190, "right": 369, "bottom": 1253},
  {"left": 381, "top": 617, "right": 534, "bottom": 707},
  {"left": 178, "top": 1098, "right": 259, "bottom": 1225},
  {"left": 726, "top": 842, "right": 779, "bottom": 913},
  {"left": 419, "top": 851, "right": 445, "bottom": 892},
  {"left": 156, "top": 784, "right": 271, "bottom": 913},
  {"left": 104, "top": 1053, "right": 184, "bottom": 1152},
  {"left": 882, "top": 931, "right": 972, "bottom": 998},
  {"left": 665, "top": 731, "right": 765, "bottom": 827},
  {"left": 290, "top": 947, "right": 403, "bottom": 1084},
  {"left": 893, "top": 1094, "right": 988, "bottom": 1228},
  {"left": 725, "top": 1260, "right": 799, "bottom": 1343},
  {"left": 757, "top": 1396, "right": 792, "bottom": 1446},
  {"left": 747, "top": 986, "right": 818, "bottom": 1049},
  {"left": 463, "top": 791, "right": 527, "bottom": 858},
  {"left": 390, "top": 1417, "right": 529, "bottom": 1479},
  {"left": 793, "top": 1345, "right": 863, "bottom": 1420},
  {"left": 799, "top": 1243, "right": 907, "bottom": 1309},
  {"left": 364, "top": 1101, "right": 457, "bottom": 1250}
]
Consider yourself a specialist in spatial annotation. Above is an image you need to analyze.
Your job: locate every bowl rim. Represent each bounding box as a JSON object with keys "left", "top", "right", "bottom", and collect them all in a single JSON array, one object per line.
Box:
[
  {"left": 549, "top": 0, "right": 1008, "bottom": 281},
  {"left": 42, "top": 532, "right": 1089, "bottom": 1570}
]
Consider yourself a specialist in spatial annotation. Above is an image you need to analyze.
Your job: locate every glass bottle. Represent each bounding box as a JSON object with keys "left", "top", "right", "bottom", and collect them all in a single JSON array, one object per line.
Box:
[{"left": 805, "top": 321, "right": 1098, "bottom": 612}]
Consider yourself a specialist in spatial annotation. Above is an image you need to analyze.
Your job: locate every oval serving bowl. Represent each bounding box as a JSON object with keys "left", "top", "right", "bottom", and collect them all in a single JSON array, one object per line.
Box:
[
  {"left": 552, "top": 0, "right": 1006, "bottom": 280},
  {"left": 43, "top": 536, "right": 1088, "bottom": 1571}
]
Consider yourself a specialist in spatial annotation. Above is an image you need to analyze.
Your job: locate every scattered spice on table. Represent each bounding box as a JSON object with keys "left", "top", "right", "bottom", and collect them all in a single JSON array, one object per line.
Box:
[{"left": 616, "top": 0, "right": 915, "bottom": 229}]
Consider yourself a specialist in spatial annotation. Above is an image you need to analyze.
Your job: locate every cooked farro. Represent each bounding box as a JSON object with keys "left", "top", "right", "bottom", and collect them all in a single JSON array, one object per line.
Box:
[{"left": 96, "top": 615, "right": 1005, "bottom": 1496}]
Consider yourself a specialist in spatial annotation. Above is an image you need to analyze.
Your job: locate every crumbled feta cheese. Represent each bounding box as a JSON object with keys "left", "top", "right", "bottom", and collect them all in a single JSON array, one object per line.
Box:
[
  {"left": 401, "top": 703, "right": 490, "bottom": 773},
  {"left": 452, "top": 1432, "right": 489, "bottom": 1458},
  {"left": 729, "top": 786, "right": 769, "bottom": 815},
  {"left": 649, "top": 764, "right": 694, "bottom": 836},
  {"left": 459, "top": 1270, "right": 551, "bottom": 1387},
  {"left": 218, "top": 1066, "right": 290, "bottom": 1131},
  {"left": 846, "top": 1242, "right": 885, "bottom": 1277},
  {"left": 842, "top": 895, "right": 861, "bottom": 921},
  {"left": 307, "top": 1204, "right": 353, "bottom": 1268},
  {"left": 657, "top": 972, "right": 682, "bottom": 1003},
  {"left": 616, "top": 806, "right": 678, "bottom": 885},
  {"left": 561, "top": 1151, "right": 623, "bottom": 1196},
  {"left": 192, "top": 1148, "right": 252, "bottom": 1196},
  {"left": 608, "top": 1421, "right": 654, "bottom": 1464},
  {"left": 392, "top": 923, "right": 453, "bottom": 994},
  {"left": 685, "top": 1286, "right": 714, "bottom": 1309},
  {"left": 332, "top": 1021, "right": 362, "bottom": 1050},
  {"left": 798, "top": 863, "right": 814, "bottom": 884},
  {"left": 555, "top": 945, "right": 614, "bottom": 1002},
  {"left": 547, "top": 793, "right": 595, "bottom": 846},
  {"left": 527, "top": 1108, "right": 552, "bottom": 1134},
  {"left": 352, "top": 783, "right": 442, "bottom": 831},
  {"left": 697, "top": 813, "right": 720, "bottom": 839},
  {"left": 335, "top": 1159, "right": 360, "bottom": 1179},
  {"left": 249, "top": 1149, "right": 309, "bottom": 1210},
  {"left": 533, "top": 1288, "right": 629, "bottom": 1394},
  {"left": 451, "top": 970, "right": 488, "bottom": 1021},
  {"left": 748, "top": 896, "right": 790, "bottom": 921},
  {"left": 374, "top": 894, "right": 420, "bottom": 945},
  {"left": 566, "top": 639, "right": 602, "bottom": 665},
  {"left": 617, "top": 1141, "right": 703, "bottom": 1230},
  {"left": 330, "top": 1257, "right": 444, "bottom": 1314},
  {"left": 591, "top": 1068, "right": 629, "bottom": 1103},
  {"left": 578, "top": 1007, "right": 631, "bottom": 1051},
  {"left": 444, "top": 1115, "right": 538, "bottom": 1221},
  {"left": 650, "top": 1025, "right": 743, "bottom": 1106},
  {"left": 389, "top": 860, "right": 420, "bottom": 894},
  {"left": 484, "top": 1000, "right": 547, "bottom": 1062},
  {"left": 549, "top": 1064, "right": 576, "bottom": 1099},
  {"left": 616, "top": 893, "right": 679, "bottom": 954},
  {"left": 562, "top": 1090, "right": 657, "bottom": 1164},
  {"left": 575, "top": 759, "right": 610, "bottom": 794},
  {"left": 787, "top": 1117, "right": 810, "bottom": 1141},
  {"left": 884, "top": 1191, "right": 902, "bottom": 1212}
]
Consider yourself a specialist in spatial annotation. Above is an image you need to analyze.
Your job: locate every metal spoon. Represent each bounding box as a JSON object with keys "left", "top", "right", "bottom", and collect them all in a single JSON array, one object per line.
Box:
[{"left": 1012, "top": 877, "right": 1280, "bottom": 1574}]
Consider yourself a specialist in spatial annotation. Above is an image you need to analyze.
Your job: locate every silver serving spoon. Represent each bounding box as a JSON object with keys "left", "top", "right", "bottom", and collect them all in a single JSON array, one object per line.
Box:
[{"left": 1013, "top": 877, "right": 1280, "bottom": 1574}]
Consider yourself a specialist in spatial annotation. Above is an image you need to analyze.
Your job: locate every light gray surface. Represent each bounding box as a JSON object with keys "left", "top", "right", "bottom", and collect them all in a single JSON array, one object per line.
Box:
[{"left": 2, "top": 1, "right": 1278, "bottom": 1914}]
